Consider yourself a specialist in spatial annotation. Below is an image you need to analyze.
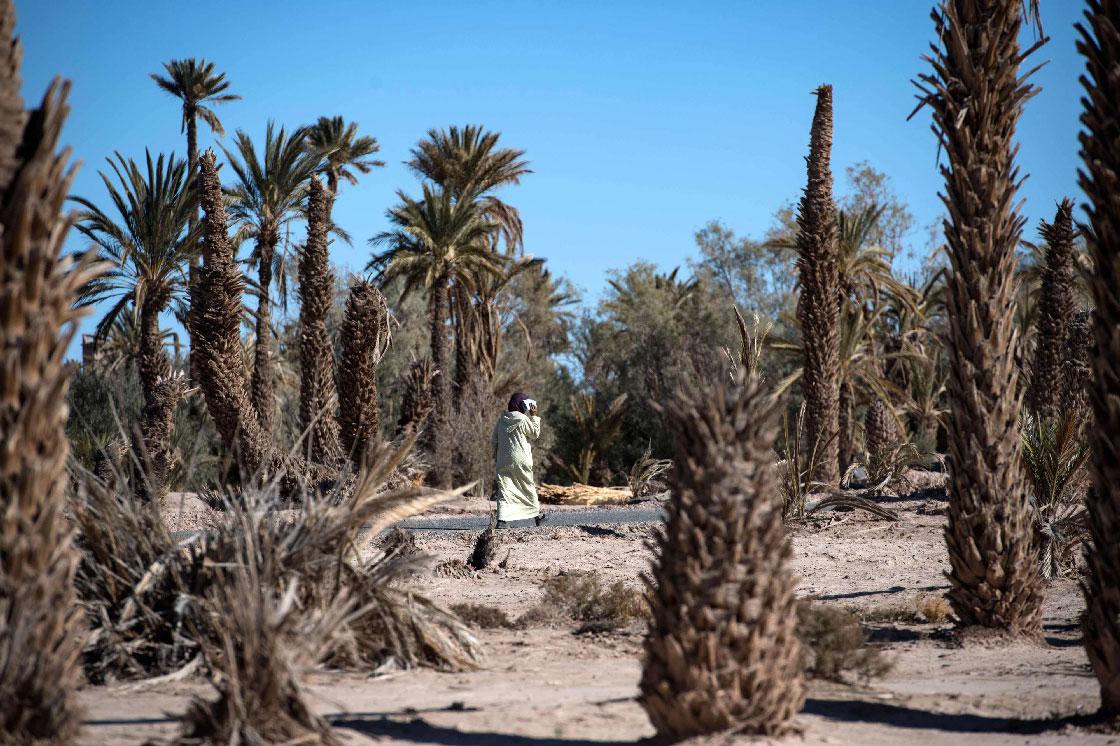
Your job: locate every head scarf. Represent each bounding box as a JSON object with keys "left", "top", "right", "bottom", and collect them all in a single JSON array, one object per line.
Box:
[{"left": 507, "top": 391, "right": 529, "bottom": 413}]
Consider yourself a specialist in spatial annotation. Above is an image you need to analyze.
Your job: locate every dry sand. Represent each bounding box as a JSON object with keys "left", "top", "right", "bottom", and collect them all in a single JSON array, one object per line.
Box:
[{"left": 81, "top": 474, "right": 1114, "bottom": 745}]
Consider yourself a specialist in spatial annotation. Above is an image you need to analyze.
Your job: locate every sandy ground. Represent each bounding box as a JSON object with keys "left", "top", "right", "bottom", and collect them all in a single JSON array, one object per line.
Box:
[{"left": 79, "top": 476, "right": 1115, "bottom": 745}]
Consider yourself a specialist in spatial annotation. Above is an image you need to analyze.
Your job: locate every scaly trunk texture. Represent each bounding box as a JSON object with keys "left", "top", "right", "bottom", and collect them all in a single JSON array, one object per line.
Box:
[
  {"left": 0, "top": 18, "right": 88, "bottom": 738},
  {"left": 640, "top": 376, "right": 804, "bottom": 738},
  {"left": 194, "top": 151, "right": 332, "bottom": 493},
  {"left": 452, "top": 286, "right": 473, "bottom": 402},
  {"left": 916, "top": 0, "right": 1043, "bottom": 632},
  {"left": 1076, "top": 0, "right": 1120, "bottom": 716},
  {"left": 427, "top": 278, "right": 451, "bottom": 487},
  {"left": 1028, "top": 199, "right": 1078, "bottom": 420},
  {"left": 838, "top": 379, "right": 854, "bottom": 474},
  {"left": 1061, "top": 309, "right": 1092, "bottom": 424},
  {"left": 338, "top": 281, "right": 389, "bottom": 470},
  {"left": 298, "top": 176, "right": 340, "bottom": 465},
  {"left": 795, "top": 85, "right": 841, "bottom": 487},
  {"left": 135, "top": 293, "right": 182, "bottom": 501},
  {"left": 865, "top": 397, "right": 897, "bottom": 481},
  {"left": 252, "top": 234, "right": 277, "bottom": 434},
  {"left": 396, "top": 357, "right": 435, "bottom": 438},
  {"left": 186, "top": 109, "right": 199, "bottom": 386}
]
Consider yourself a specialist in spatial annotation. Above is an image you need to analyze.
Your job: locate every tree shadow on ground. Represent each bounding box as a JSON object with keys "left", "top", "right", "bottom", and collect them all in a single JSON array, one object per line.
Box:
[
  {"left": 817, "top": 583, "right": 949, "bottom": 601},
  {"left": 804, "top": 697, "right": 1108, "bottom": 735},
  {"left": 332, "top": 714, "right": 648, "bottom": 745}
]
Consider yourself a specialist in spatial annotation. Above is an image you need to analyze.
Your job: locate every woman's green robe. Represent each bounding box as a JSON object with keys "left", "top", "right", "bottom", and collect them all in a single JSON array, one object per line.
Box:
[{"left": 491, "top": 410, "right": 541, "bottom": 521}]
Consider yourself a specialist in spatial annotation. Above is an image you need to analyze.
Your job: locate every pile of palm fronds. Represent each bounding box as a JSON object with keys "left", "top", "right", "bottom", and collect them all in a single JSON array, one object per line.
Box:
[
  {"left": 627, "top": 445, "right": 672, "bottom": 500},
  {"left": 70, "top": 435, "right": 482, "bottom": 686},
  {"left": 1020, "top": 412, "right": 1089, "bottom": 579}
]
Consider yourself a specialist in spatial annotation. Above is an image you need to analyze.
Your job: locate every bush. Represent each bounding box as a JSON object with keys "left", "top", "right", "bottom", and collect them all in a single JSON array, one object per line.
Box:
[
  {"left": 519, "top": 571, "right": 647, "bottom": 631},
  {"left": 796, "top": 601, "right": 891, "bottom": 683}
]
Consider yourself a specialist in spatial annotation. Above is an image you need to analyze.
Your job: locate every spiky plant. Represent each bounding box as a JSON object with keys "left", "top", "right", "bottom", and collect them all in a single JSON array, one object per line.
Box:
[
  {"left": 864, "top": 397, "right": 898, "bottom": 484},
  {"left": 1062, "top": 309, "right": 1092, "bottom": 424},
  {"left": 913, "top": 0, "right": 1043, "bottom": 632},
  {"left": 396, "top": 357, "right": 436, "bottom": 438},
  {"left": 1028, "top": 200, "right": 1079, "bottom": 419},
  {"left": 640, "top": 376, "right": 803, "bottom": 738},
  {"left": 1076, "top": 0, "right": 1120, "bottom": 716},
  {"left": 559, "top": 393, "right": 629, "bottom": 485},
  {"left": 194, "top": 150, "right": 330, "bottom": 491},
  {"left": 338, "top": 280, "right": 390, "bottom": 470},
  {"left": 794, "top": 85, "right": 841, "bottom": 486},
  {"left": 0, "top": 11, "right": 92, "bottom": 736},
  {"left": 298, "top": 176, "right": 341, "bottom": 465}
]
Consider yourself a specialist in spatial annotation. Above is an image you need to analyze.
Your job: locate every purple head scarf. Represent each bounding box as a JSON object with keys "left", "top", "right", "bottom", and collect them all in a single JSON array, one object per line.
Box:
[{"left": 507, "top": 391, "right": 529, "bottom": 413}]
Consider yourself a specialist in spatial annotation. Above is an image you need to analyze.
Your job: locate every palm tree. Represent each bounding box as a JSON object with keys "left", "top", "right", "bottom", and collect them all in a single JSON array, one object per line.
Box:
[
  {"left": 1027, "top": 200, "right": 1079, "bottom": 419},
  {"left": 150, "top": 58, "right": 238, "bottom": 378},
  {"left": 406, "top": 124, "right": 530, "bottom": 249},
  {"left": 794, "top": 85, "right": 841, "bottom": 486},
  {"left": 369, "top": 184, "right": 501, "bottom": 486},
  {"left": 1076, "top": 0, "right": 1120, "bottom": 717},
  {"left": 75, "top": 150, "right": 199, "bottom": 500},
  {"left": 913, "top": 0, "right": 1043, "bottom": 632},
  {"left": 304, "top": 115, "right": 385, "bottom": 196},
  {"left": 223, "top": 122, "right": 316, "bottom": 433}
]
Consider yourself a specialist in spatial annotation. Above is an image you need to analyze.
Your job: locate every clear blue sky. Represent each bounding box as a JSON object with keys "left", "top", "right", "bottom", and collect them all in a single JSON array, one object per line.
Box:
[{"left": 18, "top": 1, "right": 1085, "bottom": 357}]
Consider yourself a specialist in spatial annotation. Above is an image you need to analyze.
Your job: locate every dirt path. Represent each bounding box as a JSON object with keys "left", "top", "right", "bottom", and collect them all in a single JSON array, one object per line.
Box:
[{"left": 82, "top": 477, "right": 1110, "bottom": 745}]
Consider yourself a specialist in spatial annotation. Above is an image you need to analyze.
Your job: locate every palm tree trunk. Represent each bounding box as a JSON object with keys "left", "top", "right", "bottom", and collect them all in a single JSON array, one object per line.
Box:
[
  {"left": 428, "top": 276, "right": 451, "bottom": 487},
  {"left": 136, "top": 294, "right": 182, "bottom": 501},
  {"left": 1076, "top": 0, "right": 1120, "bottom": 716},
  {"left": 838, "top": 379, "right": 853, "bottom": 476},
  {"left": 0, "top": 59, "right": 85, "bottom": 740},
  {"left": 640, "top": 377, "right": 803, "bottom": 737},
  {"left": 452, "top": 286, "right": 472, "bottom": 401},
  {"left": 1028, "top": 199, "right": 1077, "bottom": 420},
  {"left": 298, "top": 177, "right": 340, "bottom": 465},
  {"left": 339, "top": 281, "right": 389, "bottom": 470},
  {"left": 252, "top": 238, "right": 277, "bottom": 434},
  {"left": 917, "top": 0, "right": 1042, "bottom": 632},
  {"left": 795, "top": 85, "right": 841, "bottom": 487},
  {"left": 186, "top": 110, "right": 199, "bottom": 386}
]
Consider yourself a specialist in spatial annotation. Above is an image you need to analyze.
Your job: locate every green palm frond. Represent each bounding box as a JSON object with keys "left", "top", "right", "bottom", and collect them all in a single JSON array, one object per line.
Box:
[
  {"left": 304, "top": 115, "right": 385, "bottom": 194},
  {"left": 150, "top": 58, "right": 239, "bottom": 136}
]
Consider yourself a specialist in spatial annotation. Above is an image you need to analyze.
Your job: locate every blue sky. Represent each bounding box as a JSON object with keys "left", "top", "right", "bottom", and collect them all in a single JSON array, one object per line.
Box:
[{"left": 18, "top": 1, "right": 1085, "bottom": 357}]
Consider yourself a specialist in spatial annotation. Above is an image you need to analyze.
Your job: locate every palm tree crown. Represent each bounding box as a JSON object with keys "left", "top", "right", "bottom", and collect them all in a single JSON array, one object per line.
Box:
[
  {"left": 74, "top": 150, "right": 199, "bottom": 333},
  {"left": 150, "top": 58, "right": 240, "bottom": 140},
  {"left": 304, "top": 115, "right": 385, "bottom": 195}
]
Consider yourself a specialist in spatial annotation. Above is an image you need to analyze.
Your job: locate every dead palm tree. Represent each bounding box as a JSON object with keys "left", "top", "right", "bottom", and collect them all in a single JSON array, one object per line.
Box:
[
  {"left": 304, "top": 115, "right": 385, "bottom": 197},
  {"left": 1027, "top": 199, "right": 1079, "bottom": 420},
  {"left": 338, "top": 281, "right": 391, "bottom": 470},
  {"left": 640, "top": 376, "right": 803, "bottom": 738},
  {"left": 297, "top": 176, "right": 340, "bottom": 464},
  {"left": 369, "top": 184, "right": 501, "bottom": 486},
  {"left": 1076, "top": 0, "right": 1120, "bottom": 717},
  {"left": 795, "top": 85, "right": 841, "bottom": 486},
  {"left": 0, "top": 5, "right": 93, "bottom": 733},
  {"left": 912, "top": 0, "right": 1044, "bottom": 632},
  {"left": 223, "top": 122, "right": 316, "bottom": 433},
  {"left": 74, "top": 150, "right": 200, "bottom": 500}
]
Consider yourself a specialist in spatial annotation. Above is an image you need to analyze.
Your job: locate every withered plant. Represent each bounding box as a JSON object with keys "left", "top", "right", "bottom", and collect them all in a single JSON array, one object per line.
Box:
[
  {"left": 1076, "top": 0, "right": 1120, "bottom": 715},
  {"left": 0, "top": 2, "right": 94, "bottom": 736},
  {"left": 1028, "top": 199, "right": 1079, "bottom": 420},
  {"left": 913, "top": 0, "right": 1044, "bottom": 632},
  {"left": 640, "top": 376, "right": 803, "bottom": 738},
  {"left": 338, "top": 279, "right": 390, "bottom": 470}
]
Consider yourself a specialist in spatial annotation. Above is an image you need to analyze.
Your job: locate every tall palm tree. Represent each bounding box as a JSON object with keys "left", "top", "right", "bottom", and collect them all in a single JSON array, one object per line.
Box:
[
  {"left": 1076, "top": 0, "right": 1120, "bottom": 717},
  {"left": 150, "top": 58, "right": 238, "bottom": 377},
  {"left": 369, "top": 184, "right": 501, "bottom": 486},
  {"left": 223, "top": 122, "right": 316, "bottom": 433},
  {"left": 407, "top": 124, "right": 530, "bottom": 250},
  {"left": 913, "top": 0, "right": 1043, "bottom": 632},
  {"left": 75, "top": 150, "right": 200, "bottom": 500},
  {"left": 304, "top": 115, "right": 385, "bottom": 196},
  {"left": 794, "top": 85, "right": 841, "bottom": 486}
]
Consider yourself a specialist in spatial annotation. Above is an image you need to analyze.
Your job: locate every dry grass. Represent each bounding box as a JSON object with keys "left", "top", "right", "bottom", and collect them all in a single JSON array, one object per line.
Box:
[
  {"left": 519, "top": 571, "right": 647, "bottom": 631},
  {"left": 451, "top": 604, "right": 514, "bottom": 629},
  {"left": 797, "top": 601, "right": 892, "bottom": 683}
]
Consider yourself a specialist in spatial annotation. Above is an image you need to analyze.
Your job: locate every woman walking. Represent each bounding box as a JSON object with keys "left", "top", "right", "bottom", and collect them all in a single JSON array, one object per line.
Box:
[{"left": 492, "top": 392, "right": 544, "bottom": 528}]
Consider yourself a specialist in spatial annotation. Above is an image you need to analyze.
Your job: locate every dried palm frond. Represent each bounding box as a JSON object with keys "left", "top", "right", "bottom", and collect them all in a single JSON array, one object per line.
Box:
[
  {"left": 0, "top": 7, "right": 97, "bottom": 737},
  {"left": 723, "top": 306, "right": 772, "bottom": 381},
  {"left": 626, "top": 445, "right": 672, "bottom": 500},
  {"left": 641, "top": 376, "right": 803, "bottom": 738}
]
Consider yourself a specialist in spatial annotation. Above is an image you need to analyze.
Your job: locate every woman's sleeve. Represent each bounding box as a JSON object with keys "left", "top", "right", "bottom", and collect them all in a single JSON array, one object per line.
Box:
[{"left": 524, "top": 415, "right": 542, "bottom": 440}]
